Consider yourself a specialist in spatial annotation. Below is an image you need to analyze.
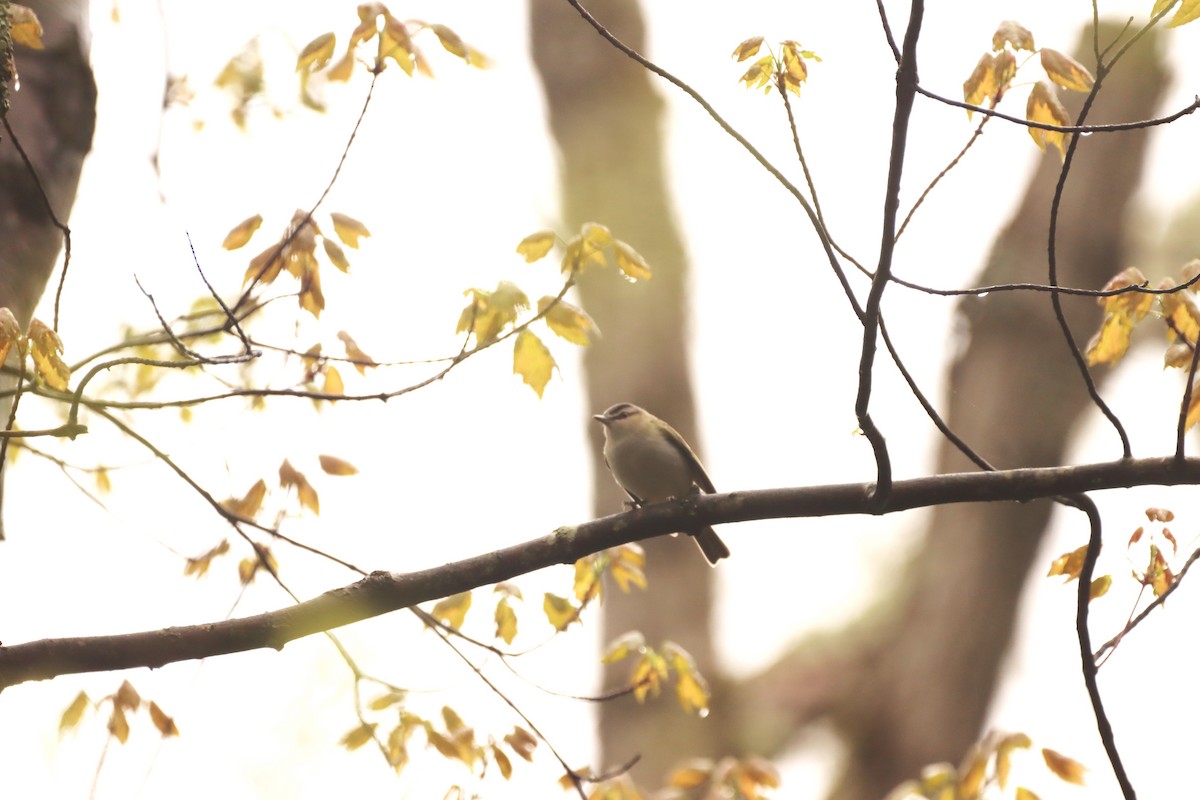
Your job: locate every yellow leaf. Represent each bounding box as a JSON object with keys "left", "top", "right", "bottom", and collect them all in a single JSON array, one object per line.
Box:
[
  {"left": 108, "top": 707, "right": 130, "bottom": 744},
  {"left": 958, "top": 744, "right": 987, "bottom": 800},
  {"left": 504, "top": 726, "right": 537, "bottom": 761},
  {"left": 492, "top": 744, "right": 513, "bottom": 779},
  {"left": 222, "top": 479, "right": 267, "bottom": 520},
  {"left": 779, "top": 40, "right": 810, "bottom": 94},
  {"left": 442, "top": 706, "right": 468, "bottom": 735},
  {"left": 631, "top": 649, "right": 668, "bottom": 702},
  {"left": 739, "top": 756, "right": 782, "bottom": 789},
  {"left": 996, "top": 732, "right": 1033, "bottom": 788},
  {"left": 299, "top": 265, "right": 325, "bottom": 318},
  {"left": 369, "top": 691, "right": 407, "bottom": 711},
  {"left": 1085, "top": 268, "right": 1153, "bottom": 366},
  {"left": 148, "top": 701, "right": 179, "bottom": 737},
  {"left": 330, "top": 212, "right": 370, "bottom": 248},
  {"left": 431, "top": 592, "right": 472, "bottom": 629},
  {"left": 601, "top": 631, "right": 645, "bottom": 664},
  {"left": 494, "top": 597, "right": 518, "bottom": 644},
  {"left": 739, "top": 54, "right": 776, "bottom": 92},
  {"left": 458, "top": 282, "right": 530, "bottom": 344},
  {"left": 222, "top": 214, "right": 262, "bottom": 250},
  {"left": 993, "top": 49, "right": 1017, "bottom": 92},
  {"left": 464, "top": 46, "right": 491, "bottom": 69},
  {"left": 1145, "top": 544, "right": 1175, "bottom": 596},
  {"left": 184, "top": 540, "right": 230, "bottom": 578},
  {"left": 493, "top": 581, "right": 523, "bottom": 600},
  {"left": 323, "top": 364, "right": 344, "bottom": 396},
  {"left": 674, "top": 668, "right": 710, "bottom": 715},
  {"left": 10, "top": 4, "right": 44, "bottom": 49},
  {"left": 319, "top": 454, "right": 359, "bottom": 475},
  {"left": 1042, "top": 748, "right": 1086, "bottom": 785},
  {"left": 963, "top": 52, "right": 999, "bottom": 111},
  {"left": 380, "top": 15, "right": 416, "bottom": 75},
  {"left": 581, "top": 222, "right": 614, "bottom": 252},
  {"left": 238, "top": 547, "right": 276, "bottom": 585},
  {"left": 1026, "top": 80, "right": 1070, "bottom": 159},
  {"left": 115, "top": 684, "right": 140, "bottom": 714},
  {"left": 669, "top": 759, "right": 714, "bottom": 788},
  {"left": 244, "top": 243, "right": 284, "bottom": 286},
  {"left": 278, "top": 459, "right": 320, "bottom": 515},
  {"left": 1161, "top": 283, "right": 1200, "bottom": 347},
  {"left": 1047, "top": 544, "right": 1089, "bottom": 581},
  {"left": 297, "top": 32, "right": 336, "bottom": 73},
  {"left": 323, "top": 238, "right": 350, "bottom": 272},
  {"left": 1089, "top": 574, "right": 1112, "bottom": 600},
  {"left": 425, "top": 729, "right": 458, "bottom": 760},
  {"left": 513, "top": 330, "right": 555, "bottom": 398},
  {"left": 0, "top": 307, "right": 21, "bottom": 366},
  {"left": 1165, "top": 344, "right": 1195, "bottom": 368},
  {"left": 26, "top": 318, "right": 70, "bottom": 391},
  {"left": 538, "top": 296, "right": 598, "bottom": 345},
  {"left": 613, "top": 240, "right": 652, "bottom": 281},
  {"left": 731, "top": 36, "right": 763, "bottom": 62},
  {"left": 341, "top": 722, "right": 378, "bottom": 751},
  {"left": 327, "top": 47, "right": 356, "bottom": 81},
  {"left": 543, "top": 592, "right": 579, "bottom": 632},
  {"left": 60, "top": 691, "right": 90, "bottom": 733},
  {"left": 573, "top": 555, "right": 603, "bottom": 605},
  {"left": 302, "top": 343, "right": 323, "bottom": 374},
  {"left": 610, "top": 545, "right": 647, "bottom": 593},
  {"left": 993, "top": 20, "right": 1035, "bottom": 51},
  {"left": 1167, "top": 0, "right": 1200, "bottom": 26},
  {"left": 430, "top": 23, "right": 467, "bottom": 59},
  {"left": 1040, "top": 48, "right": 1094, "bottom": 92},
  {"left": 1015, "top": 788, "right": 1042, "bottom": 800},
  {"left": 337, "top": 330, "right": 374, "bottom": 374},
  {"left": 516, "top": 230, "right": 556, "bottom": 263}
]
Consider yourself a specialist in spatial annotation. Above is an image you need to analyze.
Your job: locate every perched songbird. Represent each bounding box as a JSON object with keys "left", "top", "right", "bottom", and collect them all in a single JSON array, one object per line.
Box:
[{"left": 593, "top": 402, "right": 730, "bottom": 565}]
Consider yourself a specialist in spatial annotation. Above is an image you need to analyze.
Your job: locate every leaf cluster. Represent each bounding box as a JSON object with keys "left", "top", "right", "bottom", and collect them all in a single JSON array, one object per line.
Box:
[
  {"left": 731, "top": 37, "right": 819, "bottom": 97},
  {"left": 961, "top": 20, "right": 1095, "bottom": 159},
  {"left": 59, "top": 680, "right": 179, "bottom": 746},
  {"left": 1084, "top": 262, "right": 1200, "bottom": 428},
  {"left": 886, "top": 731, "right": 1084, "bottom": 800}
]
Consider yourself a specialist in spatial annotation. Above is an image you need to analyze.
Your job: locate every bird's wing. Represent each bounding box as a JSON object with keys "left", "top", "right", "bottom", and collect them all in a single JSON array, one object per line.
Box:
[{"left": 662, "top": 423, "right": 717, "bottom": 494}]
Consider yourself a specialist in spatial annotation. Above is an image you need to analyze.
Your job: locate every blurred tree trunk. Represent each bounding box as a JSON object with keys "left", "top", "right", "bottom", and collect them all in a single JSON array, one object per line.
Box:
[
  {"left": 529, "top": 0, "right": 722, "bottom": 785},
  {"left": 0, "top": 0, "right": 95, "bottom": 538},
  {"left": 731, "top": 23, "right": 1166, "bottom": 800}
]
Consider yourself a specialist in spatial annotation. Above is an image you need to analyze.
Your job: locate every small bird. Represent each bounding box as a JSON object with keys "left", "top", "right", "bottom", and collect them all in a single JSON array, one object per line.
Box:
[{"left": 593, "top": 402, "right": 730, "bottom": 565}]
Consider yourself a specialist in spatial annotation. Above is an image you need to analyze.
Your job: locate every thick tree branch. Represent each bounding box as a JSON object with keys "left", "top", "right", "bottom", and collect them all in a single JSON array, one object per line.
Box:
[{"left": 3, "top": 456, "right": 1199, "bottom": 689}]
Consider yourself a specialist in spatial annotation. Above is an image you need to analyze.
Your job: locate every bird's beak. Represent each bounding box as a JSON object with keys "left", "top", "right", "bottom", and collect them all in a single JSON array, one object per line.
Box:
[{"left": 592, "top": 414, "right": 608, "bottom": 424}]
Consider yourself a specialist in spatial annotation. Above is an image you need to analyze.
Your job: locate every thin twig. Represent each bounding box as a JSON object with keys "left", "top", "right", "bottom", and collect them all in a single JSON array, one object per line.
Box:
[
  {"left": 913, "top": 86, "right": 1200, "bottom": 134},
  {"left": 559, "top": 0, "right": 862, "bottom": 321},
  {"left": 0, "top": 117, "right": 73, "bottom": 330},
  {"left": 1072, "top": 494, "right": 1137, "bottom": 799}
]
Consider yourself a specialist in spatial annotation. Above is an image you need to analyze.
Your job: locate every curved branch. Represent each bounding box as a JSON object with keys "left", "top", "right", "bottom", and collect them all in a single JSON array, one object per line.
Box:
[
  {"left": 914, "top": 86, "right": 1200, "bottom": 133},
  {"left": 1070, "top": 494, "right": 1135, "bottom": 798}
]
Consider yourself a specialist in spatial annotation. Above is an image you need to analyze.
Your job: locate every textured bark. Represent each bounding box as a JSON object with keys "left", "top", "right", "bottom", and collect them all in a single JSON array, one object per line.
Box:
[
  {"left": 529, "top": 0, "right": 722, "bottom": 785},
  {"left": 727, "top": 24, "right": 1166, "bottom": 800},
  {"left": 0, "top": 0, "right": 95, "bottom": 538}
]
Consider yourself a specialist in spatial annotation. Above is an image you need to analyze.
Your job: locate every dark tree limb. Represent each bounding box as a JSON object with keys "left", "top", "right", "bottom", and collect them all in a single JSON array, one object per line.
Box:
[{"left": 4, "top": 456, "right": 1200, "bottom": 690}]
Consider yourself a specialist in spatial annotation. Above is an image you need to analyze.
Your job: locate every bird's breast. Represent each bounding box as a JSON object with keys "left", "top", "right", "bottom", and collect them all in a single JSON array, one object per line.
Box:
[{"left": 605, "top": 435, "right": 694, "bottom": 502}]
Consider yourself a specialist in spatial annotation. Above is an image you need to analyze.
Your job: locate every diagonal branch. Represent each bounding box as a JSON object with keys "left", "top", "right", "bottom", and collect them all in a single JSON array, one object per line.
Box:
[{"left": 4, "top": 456, "right": 1200, "bottom": 689}]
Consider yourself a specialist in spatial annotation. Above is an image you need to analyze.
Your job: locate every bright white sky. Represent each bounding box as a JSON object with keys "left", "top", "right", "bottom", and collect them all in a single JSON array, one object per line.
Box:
[{"left": 1, "top": 0, "right": 1198, "bottom": 798}]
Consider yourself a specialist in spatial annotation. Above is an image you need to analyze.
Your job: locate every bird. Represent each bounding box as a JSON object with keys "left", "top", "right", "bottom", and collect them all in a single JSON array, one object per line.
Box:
[{"left": 592, "top": 402, "right": 730, "bottom": 565}]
